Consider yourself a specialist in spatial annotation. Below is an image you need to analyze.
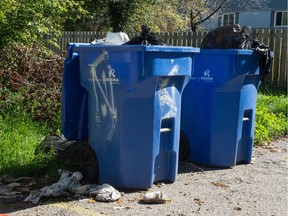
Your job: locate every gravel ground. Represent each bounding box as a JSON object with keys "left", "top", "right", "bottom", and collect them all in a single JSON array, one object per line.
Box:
[{"left": 1, "top": 137, "right": 287, "bottom": 216}]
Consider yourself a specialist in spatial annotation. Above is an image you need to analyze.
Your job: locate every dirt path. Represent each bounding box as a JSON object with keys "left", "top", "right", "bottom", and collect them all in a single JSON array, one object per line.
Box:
[{"left": 1, "top": 137, "right": 287, "bottom": 216}]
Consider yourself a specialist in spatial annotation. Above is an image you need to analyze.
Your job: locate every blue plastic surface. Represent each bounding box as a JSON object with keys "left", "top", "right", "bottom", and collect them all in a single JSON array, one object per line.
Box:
[
  {"left": 181, "top": 49, "right": 261, "bottom": 167},
  {"left": 62, "top": 45, "right": 89, "bottom": 140},
  {"left": 62, "top": 43, "right": 199, "bottom": 188}
]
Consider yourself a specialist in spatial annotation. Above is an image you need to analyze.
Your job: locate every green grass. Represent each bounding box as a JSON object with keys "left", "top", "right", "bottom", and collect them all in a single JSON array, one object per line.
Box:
[
  {"left": 254, "top": 92, "right": 287, "bottom": 144},
  {"left": 0, "top": 90, "right": 60, "bottom": 178}
]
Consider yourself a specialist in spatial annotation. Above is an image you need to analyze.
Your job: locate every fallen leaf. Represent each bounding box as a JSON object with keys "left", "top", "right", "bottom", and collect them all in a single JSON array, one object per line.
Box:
[
  {"left": 211, "top": 181, "right": 228, "bottom": 188},
  {"left": 269, "top": 148, "right": 277, "bottom": 152},
  {"left": 88, "top": 199, "right": 96, "bottom": 203},
  {"left": 166, "top": 198, "right": 172, "bottom": 202},
  {"left": 194, "top": 198, "right": 204, "bottom": 205},
  {"left": 116, "top": 198, "right": 123, "bottom": 204},
  {"left": 128, "top": 197, "right": 140, "bottom": 203},
  {"left": 234, "top": 207, "right": 241, "bottom": 211}
]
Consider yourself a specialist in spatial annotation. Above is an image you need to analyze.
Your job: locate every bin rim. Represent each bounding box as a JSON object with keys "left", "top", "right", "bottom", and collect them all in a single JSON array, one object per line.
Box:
[
  {"left": 69, "top": 43, "right": 199, "bottom": 53},
  {"left": 198, "top": 48, "right": 254, "bottom": 55}
]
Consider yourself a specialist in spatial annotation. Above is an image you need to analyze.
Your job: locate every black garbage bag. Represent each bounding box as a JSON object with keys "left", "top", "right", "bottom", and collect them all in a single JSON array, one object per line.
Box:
[
  {"left": 251, "top": 40, "right": 273, "bottom": 81},
  {"left": 123, "top": 25, "right": 168, "bottom": 46},
  {"left": 200, "top": 24, "right": 252, "bottom": 49}
]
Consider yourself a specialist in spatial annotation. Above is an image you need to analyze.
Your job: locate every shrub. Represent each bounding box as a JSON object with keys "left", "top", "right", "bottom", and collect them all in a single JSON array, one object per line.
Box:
[
  {"left": 254, "top": 93, "right": 287, "bottom": 144},
  {"left": 0, "top": 44, "right": 64, "bottom": 133}
]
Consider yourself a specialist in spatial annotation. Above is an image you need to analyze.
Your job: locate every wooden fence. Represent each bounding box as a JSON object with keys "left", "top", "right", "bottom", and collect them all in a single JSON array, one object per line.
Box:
[{"left": 51, "top": 29, "right": 287, "bottom": 86}]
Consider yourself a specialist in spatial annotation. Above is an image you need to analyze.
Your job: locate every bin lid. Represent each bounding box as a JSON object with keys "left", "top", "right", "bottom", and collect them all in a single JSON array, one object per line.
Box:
[{"left": 70, "top": 43, "right": 199, "bottom": 53}]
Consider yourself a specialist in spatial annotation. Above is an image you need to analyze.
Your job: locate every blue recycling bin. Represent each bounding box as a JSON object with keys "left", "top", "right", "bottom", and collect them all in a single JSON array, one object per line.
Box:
[
  {"left": 62, "top": 43, "right": 199, "bottom": 189},
  {"left": 62, "top": 44, "right": 89, "bottom": 140},
  {"left": 180, "top": 49, "right": 261, "bottom": 167}
]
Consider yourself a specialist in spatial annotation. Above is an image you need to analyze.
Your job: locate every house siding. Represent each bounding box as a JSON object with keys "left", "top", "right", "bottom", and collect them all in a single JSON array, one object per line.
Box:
[
  {"left": 201, "top": 0, "right": 287, "bottom": 29},
  {"left": 270, "top": 0, "right": 288, "bottom": 10},
  {"left": 238, "top": 11, "right": 271, "bottom": 28}
]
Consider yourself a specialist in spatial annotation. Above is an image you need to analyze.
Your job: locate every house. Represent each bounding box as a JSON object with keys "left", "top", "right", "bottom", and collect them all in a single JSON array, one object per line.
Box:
[{"left": 202, "top": 0, "right": 287, "bottom": 29}]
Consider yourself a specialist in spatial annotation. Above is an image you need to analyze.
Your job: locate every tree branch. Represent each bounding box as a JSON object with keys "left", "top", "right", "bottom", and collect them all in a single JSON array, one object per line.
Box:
[{"left": 195, "top": 0, "right": 228, "bottom": 25}]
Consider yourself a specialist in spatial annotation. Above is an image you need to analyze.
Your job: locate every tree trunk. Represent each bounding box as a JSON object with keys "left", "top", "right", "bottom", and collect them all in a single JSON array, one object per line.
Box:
[{"left": 190, "top": 11, "right": 197, "bottom": 32}]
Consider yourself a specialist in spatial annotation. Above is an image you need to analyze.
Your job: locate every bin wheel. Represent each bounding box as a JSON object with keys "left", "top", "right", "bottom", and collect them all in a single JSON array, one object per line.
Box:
[
  {"left": 39, "top": 136, "right": 99, "bottom": 183},
  {"left": 179, "top": 131, "right": 190, "bottom": 162},
  {"left": 65, "top": 141, "right": 99, "bottom": 183}
]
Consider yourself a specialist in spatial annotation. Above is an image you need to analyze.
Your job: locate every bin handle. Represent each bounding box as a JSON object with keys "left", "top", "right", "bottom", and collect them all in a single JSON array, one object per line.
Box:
[
  {"left": 243, "top": 117, "right": 250, "bottom": 121},
  {"left": 160, "top": 128, "right": 172, "bottom": 133}
]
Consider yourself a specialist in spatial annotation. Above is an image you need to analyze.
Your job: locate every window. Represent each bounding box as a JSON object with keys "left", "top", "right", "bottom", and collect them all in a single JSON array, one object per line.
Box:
[
  {"left": 275, "top": 11, "right": 287, "bottom": 27},
  {"left": 222, "top": 13, "right": 236, "bottom": 25}
]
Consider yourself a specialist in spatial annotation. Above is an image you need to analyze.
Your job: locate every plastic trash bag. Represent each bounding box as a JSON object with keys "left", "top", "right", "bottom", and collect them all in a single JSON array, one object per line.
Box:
[
  {"left": 251, "top": 40, "right": 273, "bottom": 81},
  {"left": 123, "top": 25, "right": 168, "bottom": 46},
  {"left": 200, "top": 24, "right": 252, "bottom": 49},
  {"left": 90, "top": 184, "right": 121, "bottom": 202},
  {"left": 142, "top": 191, "right": 170, "bottom": 204},
  {"left": 91, "top": 32, "right": 130, "bottom": 45},
  {"left": 24, "top": 170, "right": 84, "bottom": 203},
  {"left": 24, "top": 169, "right": 122, "bottom": 204}
]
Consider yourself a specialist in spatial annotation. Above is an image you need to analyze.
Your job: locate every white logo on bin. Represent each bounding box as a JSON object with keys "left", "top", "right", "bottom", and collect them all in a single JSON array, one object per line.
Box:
[
  {"left": 200, "top": 69, "right": 214, "bottom": 82},
  {"left": 108, "top": 69, "right": 116, "bottom": 78},
  {"left": 204, "top": 70, "right": 210, "bottom": 77},
  {"left": 106, "top": 68, "right": 119, "bottom": 84},
  {"left": 88, "top": 67, "right": 119, "bottom": 84}
]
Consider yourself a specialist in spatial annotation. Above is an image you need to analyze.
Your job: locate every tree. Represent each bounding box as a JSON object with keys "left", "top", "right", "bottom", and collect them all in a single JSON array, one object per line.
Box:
[
  {"left": 63, "top": 0, "right": 107, "bottom": 31},
  {"left": 94, "top": 0, "right": 165, "bottom": 32},
  {"left": 125, "top": 0, "right": 184, "bottom": 32},
  {"left": 178, "top": 0, "right": 229, "bottom": 32},
  {"left": 0, "top": 0, "right": 86, "bottom": 49},
  {"left": 64, "top": 0, "right": 185, "bottom": 33}
]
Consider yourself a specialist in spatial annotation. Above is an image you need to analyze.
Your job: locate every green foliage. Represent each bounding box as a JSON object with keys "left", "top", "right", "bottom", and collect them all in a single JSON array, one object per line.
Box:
[
  {"left": 0, "top": 0, "right": 86, "bottom": 49},
  {"left": 0, "top": 44, "right": 63, "bottom": 133},
  {"left": 127, "top": 0, "right": 186, "bottom": 32},
  {"left": 258, "top": 81, "right": 286, "bottom": 96},
  {"left": 0, "top": 92, "right": 54, "bottom": 177},
  {"left": 0, "top": 0, "right": 228, "bottom": 36},
  {"left": 65, "top": 0, "right": 187, "bottom": 32},
  {"left": 254, "top": 93, "right": 287, "bottom": 145},
  {"left": 0, "top": 42, "right": 64, "bottom": 177}
]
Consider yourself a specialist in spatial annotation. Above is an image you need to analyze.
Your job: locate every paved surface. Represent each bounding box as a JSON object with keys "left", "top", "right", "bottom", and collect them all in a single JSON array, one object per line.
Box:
[{"left": 0, "top": 137, "right": 287, "bottom": 216}]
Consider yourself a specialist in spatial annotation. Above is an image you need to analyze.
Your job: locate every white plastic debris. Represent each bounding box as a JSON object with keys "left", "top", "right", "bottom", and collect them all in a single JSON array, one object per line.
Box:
[
  {"left": 90, "top": 183, "right": 121, "bottom": 202},
  {"left": 142, "top": 191, "right": 169, "bottom": 204},
  {"left": 24, "top": 170, "right": 90, "bottom": 204},
  {"left": 91, "top": 32, "right": 129, "bottom": 45},
  {"left": 24, "top": 170, "right": 121, "bottom": 204}
]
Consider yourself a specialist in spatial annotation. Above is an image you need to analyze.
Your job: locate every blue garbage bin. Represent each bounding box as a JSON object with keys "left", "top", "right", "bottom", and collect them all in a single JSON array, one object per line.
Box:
[
  {"left": 180, "top": 49, "right": 261, "bottom": 167},
  {"left": 62, "top": 43, "right": 199, "bottom": 189},
  {"left": 62, "top": 44, "right": 89, "bottom": 140}
]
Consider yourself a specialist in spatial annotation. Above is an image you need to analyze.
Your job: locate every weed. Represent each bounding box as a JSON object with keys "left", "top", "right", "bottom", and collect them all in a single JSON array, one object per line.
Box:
[
  {"left": 254, "top": 93, "right": 288, "bottom": 144},
  {"left": 0, "top": 89, "right": 63, "bottom": 178}
]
